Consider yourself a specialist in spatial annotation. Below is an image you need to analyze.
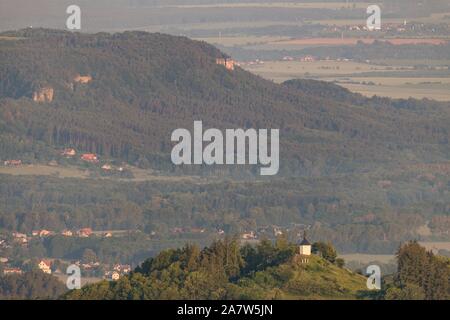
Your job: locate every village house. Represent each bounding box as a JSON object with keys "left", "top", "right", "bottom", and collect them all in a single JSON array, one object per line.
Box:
[
  {"left": 61, "top": 230, "right": 73, "bottom": 237},
  {"left": 171, "top": 227, "right": 184, "bottom": 234},
  {"left": 3, "top": 267, "right": 23, "bottom": 275},
  {"left": 38, "top": 230, "right": 52, "bottom": 237},
  {"left": 273, "top": 227, "right": 283, "bottom": 237},
  {"left": 241, "top": 231, "right": 257, "bottom": 240},
  {"left": 77, "top": 228, "right": 93, "bottom": 238},
  {"left": 296, "top": 233, "right": 312, "bottom": 264},
  {"left": 300, "top": 55, "right": 316, "bottom": 62},
  {"left": 101, "top": 164, "right": 112, "bottom": 171},
  {"left": 105, "top": 271, "right": 120, "bottom": 281},
  {"left": 38, "top": 260, "right": 52, "bottom": 274},
  {"left": 81, "top": 153, "right": 98, "bottom": 163},
  {"left": 4, "top": 160, "right": 22, "bottom": 166},
  {"left": 189, "top": 227, "right": 206, "bottom": 234},
  {"left": 111, "top": 271, "right": 120, "bottom": 281},
  {"left": 113, "top": 264, "right": 131, "bottom": 274},
  {"left": 61, "top": 148, "right": 76, "bottom": 157},
  {"left": 12, "top": 232, "right": 27, "bottom": 239},
  {"left": 103, "top": 232, "right": 113, "bottom": 238},
  {"left": 81, "top": 263, "right": 94, "bottom": 270},
  {"left": 12, "top": 232, "right": 28, "bottom": 244}
]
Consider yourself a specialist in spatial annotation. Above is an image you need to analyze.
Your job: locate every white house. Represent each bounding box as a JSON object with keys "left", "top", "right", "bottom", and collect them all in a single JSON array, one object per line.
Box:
[
  {"left": 111, "top": 271, "right": 120, "bottom": 281},
  {"left": 299, "top": 236, "right": 311, "bottom": 256},
  {"left": 297, "top": 233, "right": 312, "bottom": 264},
  {"left": 38, "top": 260, "right": 52, "bottom": 274}
]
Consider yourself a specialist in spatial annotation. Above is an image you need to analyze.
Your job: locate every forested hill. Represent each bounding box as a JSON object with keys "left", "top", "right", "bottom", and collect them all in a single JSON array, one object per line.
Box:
[
  {"left": 1, "top": 28, "right": 450, "bottom": 175},
  {"left": 64, "top": 238, "right": 369, "bottom": 300},
  {"left": 63, "top": 239, "right": 450, "bottom": 300}
]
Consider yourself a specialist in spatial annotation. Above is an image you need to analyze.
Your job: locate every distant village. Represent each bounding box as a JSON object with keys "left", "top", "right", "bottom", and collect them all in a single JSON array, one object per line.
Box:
[
  {"left": 3, "top": 147, "right": 126, "bottom": 174},
  {"left": 0, "top": 228, "right": 131, "bottom": 281},
  {"left": 0, "top": 222, "right": 311, "bottom": 282}
]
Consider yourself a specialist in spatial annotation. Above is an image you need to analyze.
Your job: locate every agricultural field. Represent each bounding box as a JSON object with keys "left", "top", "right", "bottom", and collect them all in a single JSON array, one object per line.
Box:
[
  {"left": 271, "top": 38, "right": 449, "bottom": 46},
  {"left": 243, "top": 60, "right": 450, "bottom": 100},
  {"left": 157, "top": 2, "right": 372, "bottom": 10},
  {"left": 419, "top": 242, "right": 450, "bottom": 253},
  {"left": 195, "top": 36, "right": 291, "bottom": 47},
  {"left": 0, "top": 164, "right": 203, "bottom": 183}
]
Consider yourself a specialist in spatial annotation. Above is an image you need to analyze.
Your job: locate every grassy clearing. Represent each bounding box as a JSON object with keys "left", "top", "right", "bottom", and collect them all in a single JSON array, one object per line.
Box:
[
  {"left": 0, "top": 164, "right": 89, "bottom": 179},
  {"left": 0, "top": 164, "right": 202, "bottom": 183}
]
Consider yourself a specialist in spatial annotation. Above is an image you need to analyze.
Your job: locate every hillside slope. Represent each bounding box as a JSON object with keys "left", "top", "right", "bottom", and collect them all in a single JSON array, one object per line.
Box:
[
  {"left": 1, "top": 28, "right": 450, "bottom": 175},
  {"left": 64, "top": 239, "right": 368, "bottom": 300}
]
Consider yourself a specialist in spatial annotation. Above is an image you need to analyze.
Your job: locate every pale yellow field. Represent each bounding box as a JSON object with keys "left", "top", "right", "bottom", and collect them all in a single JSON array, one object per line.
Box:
[
  {"left": 339, "top": 254, "right": 395, "bottom": 264},
  {"left": 329, "top": 77, "right": 450, "bottom": 101},
  {"left": 0, "top": 36, "right": 23, "bottom": 41},
  {"left": 419, "top": 242, "right": 450, "bottom": 253},
  {"left": 243, "top": 60, "right": 389, "bottom": 79},
  {"left": 158, "top": 2, "right": 372, "bottom": 9},
  {"left": 330, "top": 77, "right": 450, "bottom": 86},
  {"left": 337, "top": 83, "right": 450, "bottom": 101},
  {"left": 196, "top": 36, "right": 290, "bottom": 47},
  {"left": 0, "top": 164, "right": 89, "bottom": 178},
  {"left": 244, "top": 60, "right": 450, "bottom": 101},
  {"left": 309, "top": 12, "right": 450, "bottom": 26}
]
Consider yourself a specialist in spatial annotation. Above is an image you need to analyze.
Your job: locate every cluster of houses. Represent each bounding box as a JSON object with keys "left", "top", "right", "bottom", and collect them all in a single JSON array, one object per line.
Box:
[
  {"left": 282, "top": 55, "right": 317, "bottom": 62},
  {"left": 35, "top": 260, "right": 131, "bottom": 280},
  {"left": 62, "top": 148, "right": 124, "bottom": 172},
  {"left": 1, "top": 228, "right": 115, "bottom": 252},
  {"left": 9, "top": 228, "right": 97, "bottom": 245},
  {"left": 168, "top": 224, "right": 309, "bottom": 242},
  {"left": 170, "top": 227, "right": 207, "bottom": 235},
  {"left": 325, "top": 22, "right": 411, "bottom": 33},
  {"left": 62, "top": 148, "right": 98, "bottom": 163},
  {"left": 1, "top": 254, "right": 132, "bottom": 281},
  {"left": 3, "top": 148, "right": 121, "bottom": 172},
  {"left": 104, "top": 264, "right": 132, "bottom": 281}
]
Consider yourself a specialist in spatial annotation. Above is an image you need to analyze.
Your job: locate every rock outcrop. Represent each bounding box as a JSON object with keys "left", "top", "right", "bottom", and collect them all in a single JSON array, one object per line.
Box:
[
  {"left": 32, "top": 87, "right": 54, "bottom": 102},
  {"left": 74, "top": 74, "right": 92, "bottom": 84},
  {"left": 216, "top": 58, "right": 235, "bottom": 71}
]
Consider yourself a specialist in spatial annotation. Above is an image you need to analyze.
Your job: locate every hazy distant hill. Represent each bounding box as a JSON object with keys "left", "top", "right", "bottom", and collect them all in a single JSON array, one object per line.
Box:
[{"left": 1, "top": 28, "right": 450, "bottom": 176}]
